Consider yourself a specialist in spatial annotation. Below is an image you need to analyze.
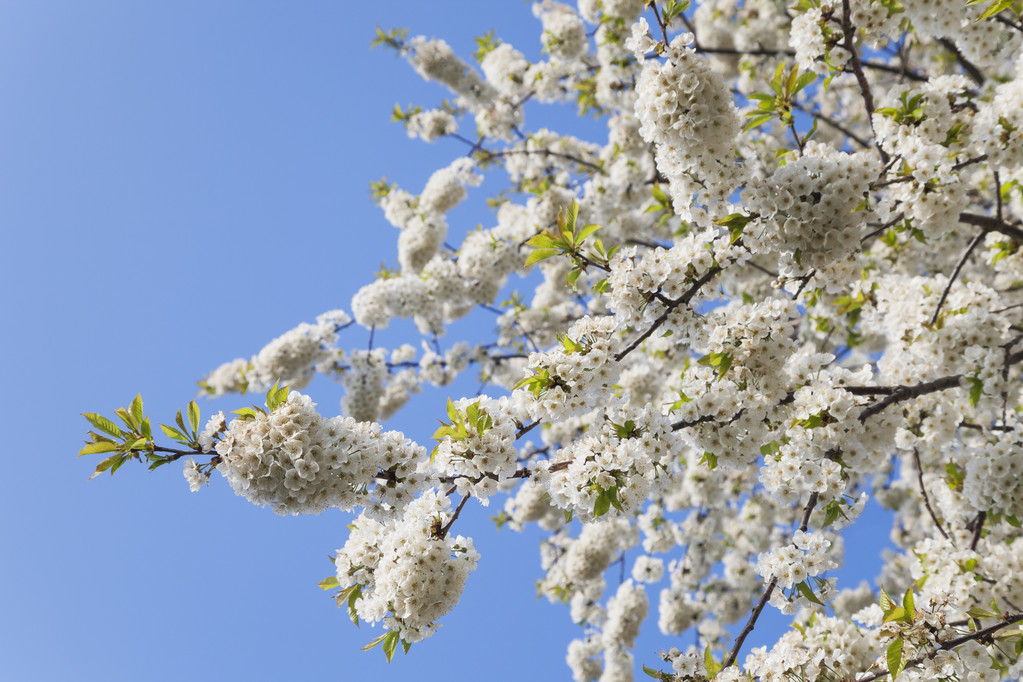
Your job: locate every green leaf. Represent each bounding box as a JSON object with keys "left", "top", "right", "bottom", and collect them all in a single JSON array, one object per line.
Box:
[
  {"left": 794, "top": 71, "right": 816, "bottom": 93},
  {"left": 593, "top": 489, "right": 611, "bottom": 518},
  {"left": 187, "top": 400, "right": 200, "bottom": 433},
  {"left": 566, "top": 268, "right": 582, "bottom": 288},
  {"left": 115, "top": 407, "right": 137, "bottom": 431},
  {"left": 88, "top": 453, "right": 125, "bottom": 480},
  {"left": 883, "top": 606, "right": 908, "bottom": 623},
  {"left": 902, "top": 588, "right": 915, "bottom": 617},
  {"left": 978, "top": 0, "right": 1016, "bottom": 20},
  {"left": 401, "top": 639, "right": 411, "bottom": 655},
  {"left": 744, "top": 113, "right": 774, "bottom": 132},
  {"left": 968, "top": 376, "right": 985, "bottom": 407},
  {"left": 82, "top": 413, "right": 123, "bottom": 438},
  {"left": 382, "top": 630, "right": 400, "bottom": 662},
  {"left": 335, "top": 584, "right": 363, "bottom": 626},
  {"left": 525, "top": 248, "right": 560, "bottom": 267},
  {"left": 362, "top": 633, "right": 389, "bottom": 652},
  {"left": 699, "top": 451, "right": 718, "bottom": 470},
  {"left": 564, "top": 199, "right": 579, "bottom": 235},
  {"left": 796, "top": 580, "right": 825, "bottom": 606},
  {"left": 318, "top": 576, "right": 340, "bottom": 591},
  {"left": 266, "top": 382, "right": 290, "bottom": 412},
  {"left": 823, "top": 500, "right": 841, "bottom": 527},
  {"left": 78, "top": 441, "right": 119, "bottom": 457},
  {"left": 607, "top": 486, "right": 624, "bottom": 513},
  {"left": 704, "top": 644, "right": 721, "bottom": 676},
  {"left": 525, "top": 231, "right": 562, "bottom": 250},
  {"left": 880, "top": 586, "right": 896, "bottom": 614},
  {"left": 160, "top": 424, "right": 189, "bottom": 442},
  {"left": 232, "top": 407, "right": 260, "bottom": 420},
  {"left": 887, "top": 637, "right": 905, "bottom": 679},
  {"left": 575, "top": 223, "right": 602, "bottom": 244},
  {"left": 129, "top": 394, "right": 144, "bottom": 426}
]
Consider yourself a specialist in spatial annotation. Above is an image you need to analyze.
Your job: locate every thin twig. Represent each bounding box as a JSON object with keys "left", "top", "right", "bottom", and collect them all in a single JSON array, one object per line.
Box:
[
  {"left": 854, "top": 347, "right": 1023, "bottom": 421},
  {"left": 614, "top": 265, "right": 723, "bottom": 362},
  {"left": 840, "top": 0, "right": 888, "bottom": 164},
  {"left": 913, "top": 448, "right": 949, "bottom": 540},
  {"left": 515, "top": 419, "right": 541, "bottom": 440},
  {"left": 722, "top": 493, "right": 819, "bottom": 668},
  {"left": 854, "top": 612, "right": 1023, "bottom": 682},
  {"left": 960, "top": 212, "right": 1023, "bottom": 242},
  {"left": 929, "top": 230, "right": 985, "bottom": 326},
  {"left": 438, "top": 493, "right": 471, "bottom": 538},
  {"left": 969, "top": 511, "right": 987, "bottom": 551}
]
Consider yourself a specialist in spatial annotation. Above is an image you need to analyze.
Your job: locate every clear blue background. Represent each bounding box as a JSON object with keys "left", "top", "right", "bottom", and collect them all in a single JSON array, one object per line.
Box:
[{"left": 0, "top": 3, "right": 891, "bottom": 680}]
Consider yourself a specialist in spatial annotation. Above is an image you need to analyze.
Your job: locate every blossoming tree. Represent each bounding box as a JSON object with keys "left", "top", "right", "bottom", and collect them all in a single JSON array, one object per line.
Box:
[{"left": 79, "top": 1, "right": 1023, "bottom": 679}]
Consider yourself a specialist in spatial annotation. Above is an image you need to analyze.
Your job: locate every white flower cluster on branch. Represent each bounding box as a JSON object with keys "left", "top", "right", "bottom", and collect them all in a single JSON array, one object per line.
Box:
[{"left": 82, "top": 1, "right": 1023, "bottom": 679}]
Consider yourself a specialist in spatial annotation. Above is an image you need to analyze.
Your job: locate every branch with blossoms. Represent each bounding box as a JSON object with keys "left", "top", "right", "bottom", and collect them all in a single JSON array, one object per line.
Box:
[
  {"left": 855, "top": 612, "right": 1023, "bottom": 682},
  {"left": 80, "top": 0, "right": 1023, "bottom": 677}
]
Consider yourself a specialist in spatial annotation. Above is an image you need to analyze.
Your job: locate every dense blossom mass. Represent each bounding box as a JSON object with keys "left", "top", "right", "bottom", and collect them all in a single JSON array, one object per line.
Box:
[{"left": 81, "top": 1, "right": 1023, "bottom": 680}]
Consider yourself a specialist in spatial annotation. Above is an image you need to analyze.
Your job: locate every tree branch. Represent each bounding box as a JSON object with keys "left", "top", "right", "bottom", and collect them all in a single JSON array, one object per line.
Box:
[
  {"left": 722, "top": 492, "right": 819, "bottom": 668},
  {"left": 614, "top": 265, "right": 722, "bottom": 362},
  {"left": 855, "top": 348, "right": 1023, "bottom": 421},
  {"left": 914, "top": 448, "right": 949, "bottom": 541},
  {"left": 854, "top": 612, "right": 1023, "bottom": 682},
  {"left": 929, "top": 230, "right": 985, "bottom": 327}
]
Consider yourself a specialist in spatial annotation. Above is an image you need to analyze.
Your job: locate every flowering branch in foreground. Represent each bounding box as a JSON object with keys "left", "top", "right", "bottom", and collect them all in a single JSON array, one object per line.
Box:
[{"left": 82, "top": 1, "right": 1023, "bottom": 679}]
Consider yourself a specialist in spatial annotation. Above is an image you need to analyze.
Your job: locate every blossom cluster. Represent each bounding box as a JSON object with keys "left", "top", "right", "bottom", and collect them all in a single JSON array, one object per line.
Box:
[
  {"left": 333, "top": 491, "right": 479, "bottom": 643},
  {"left": 210, "top": 391, "right": 428, "bottom": 516},
  {"left": 87, "top": 1, "right": 1023, "bottom": 680}
]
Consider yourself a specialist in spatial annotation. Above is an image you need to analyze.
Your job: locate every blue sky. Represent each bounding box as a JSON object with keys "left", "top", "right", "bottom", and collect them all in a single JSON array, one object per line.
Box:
[{"left": 0, "top": 3, "right": 892, "bottom": 680}]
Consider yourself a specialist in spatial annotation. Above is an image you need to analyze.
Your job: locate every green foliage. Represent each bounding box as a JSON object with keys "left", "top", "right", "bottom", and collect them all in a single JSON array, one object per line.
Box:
[
  {"left": 659, "top": 0, "right": 692, "bottom": 24},
  {"left": 887, "top": 636, "right": 905, "bottom": 679},
  {"left": 80, "top": 394, "right": 157, "bottom": 478},
  {"left": 714, "top": 212, "right": 752, "bottom": 245},
  {"left": 513, "top": 366, "right": 560, "bottom": 399},
  {"left": 989, "top": 238, "right": 1019, "bottom": 266},
  {"left": 523, "top": 199, "right": 613, "bottom": 288},
  {"left": 744, "top": 63, "right": 816, "bottom": 132},
  {"left": 703, "top": 644, "right": 721, "bottom": 677},
  {"left": 696, "top": 351, "right": 733, "bottom": 380},
  {"left": 370, "top": 27, "right": 408, "bottom": 52},
  {"left": 966, "top": 0, "right": 1021, "bottom": 21},
  {"left": 318, "top": 576, "right": 340, "bottom": 591},
  {"left": 265, "top": 381, "right": 291, "bottom": 412},
  {"left": 431, "top": 399, "right": 494, "bottom": 460},
  {"left": 472, "top": 29, "right": 501, "bottom": 62},
  {"left": 231, "top": 382, "right": 293, "bottom": 423},
  {"left": 390, "top": 103, "right": 422, "bottom": 126},
  {"left": 81, "top": 394, "right": 216, "bottom": 477},
  {"left": 361, "top": 630, "right": 408, "bottom": 662},
  {"left": 606, "top": 418, "right": 641, "bottom": 439},
  {"left": 490, "top": 510, "right": 510, "bottom": 530},
  {"left": 879, "top": 586, "right": 916, "bottom": 625},
  {"left": 699, "top": 451, "right": 719, "bottom": 470},
  {"left": 966, "top": 373, "right": 986, "bottom": 407},
  {"left": 641, "top": 664, "right": 673, "bottom": 680},
  {"left": 369, "top": 177, "right": 395, "bottom": 203},
  {"left": 645, "top": 184, "right": 678, "bottom": 231},
  {"left": 795, "top": 579, "right": 825, "bottom": 606},
  {"left": 591, "top": 483, "right": 624, "bottom": 518},
  {"left": 876, "top": 90, "right": 926, "bottom": 126}
]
